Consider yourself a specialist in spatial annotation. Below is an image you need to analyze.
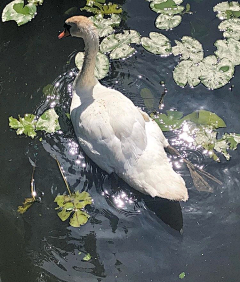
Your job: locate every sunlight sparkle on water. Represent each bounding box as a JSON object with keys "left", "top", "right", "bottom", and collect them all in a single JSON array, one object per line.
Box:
[{"left": 68, "top": 141, "right": 79, "bottom": 155}]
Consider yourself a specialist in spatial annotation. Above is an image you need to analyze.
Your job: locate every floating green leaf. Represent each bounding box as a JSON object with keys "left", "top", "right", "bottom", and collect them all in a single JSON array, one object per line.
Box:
[
  {"left": 218, "top": 18, "right": 240, "bottom": 40},
  {"left": 199, "top": 55, "right": 234, "bottom": 89},
  {"left": 151, "top": 110, "right": 184, "bottom": 131},
  {"left": 9, "top": 114, "right": 37, "bottom": 138},
  {"left": 173, "top": 60, "right": 202, "bottom": 87},
  {"left": 140, "top": 88, "right": 155, "bottom": 109},
  {"left": 141, "top": 32, "right": 172, "bottom": 56},
  {"left": 213, "top": 1, "right": 240, "bottom": 20},
  {"left": 9, "top": 109, "right": 61, "bottom": 138},
  {"left": 183, "top": 110, "right": 226, "bottom": 128},
  {"left": 90, "top": 14, "right": 121, "bottom": 37},
  {"left": 83, "top": 253, "right": 92, "bottom": 261},
  {"left": 100, "top": 30, "right": 141, "bottom": 59},
  {"left": 54, "top": 191, "right": 92, "bottom": 228},
  {"left": 2, "top": 0, "right": 37, "bottom": 26},
  {"left": 18, "top": 197, "right": 36, "bottom": 214},
  {"left": 215, "top": 38, "right": 240, "bottom": 66},
  {"left": 155, "top": 14, "right": 182, "bottom": 30},
  {"left": 36, "top": 109, "right": 60, "bottom": 133},
  {"left": 75, "top": 51, "right": 109, "bottom": 80},
  {"left": 81, "top": 0, "right": 122, "bottom": 15},
  {"left": 172, "top": 36, "right": 204, "bottom": 63},
  {"left": 150, "top": 0, "right": 184, "bottom": 15},
  {"left": 179, "top": 272, "right": 186, "bottom": 279}
]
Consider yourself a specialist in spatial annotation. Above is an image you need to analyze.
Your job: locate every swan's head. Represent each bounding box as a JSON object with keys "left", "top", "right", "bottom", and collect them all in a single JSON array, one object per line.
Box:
[{"left": 58, "top": 16, "right": 97, "bottom": 39}]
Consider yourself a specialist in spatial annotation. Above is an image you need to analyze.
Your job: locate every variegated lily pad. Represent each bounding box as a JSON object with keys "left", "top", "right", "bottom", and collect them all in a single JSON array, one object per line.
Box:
[
  {"left": 200, "top": 55, "right": 234, "bottom": 89},
  {"left": 90, "top": 14, "right": 121, "bottom": 37},
  {"left": 213, "top": 1, "right": 240, "bottom": 20},
  {"left": 218, "top": 18, "right": 240, "bottom": 40},
  {"left": 173, "top": 60, "right": 202, "bottom": 87},
  {"left": 215, "top": 38, "right": 240, "bottom": 65},
  {"left": 141, "top": 32, "right": 172, "bottom": 56},
  {"left": 75, "top": 52, "right": 109, "bottom": 80},
  {"left": 172, "top": 36, "right": 204, "bottom": 63},
  {"left": 100, "top": 30, "right": 141, "bottom": 59},
  {"left": 155, "top": 14, "right": 182, "bottom": 30}
]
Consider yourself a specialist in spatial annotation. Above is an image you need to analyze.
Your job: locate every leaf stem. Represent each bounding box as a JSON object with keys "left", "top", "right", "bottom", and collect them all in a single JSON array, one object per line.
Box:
[{"left": 55, "top": 157, "right": 72, "bottom": 196}]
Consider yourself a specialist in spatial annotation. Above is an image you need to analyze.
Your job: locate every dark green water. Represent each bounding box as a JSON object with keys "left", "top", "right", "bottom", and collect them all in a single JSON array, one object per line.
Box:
[{"left": 1, "top": 0, "right": 240, "bottom": 281}]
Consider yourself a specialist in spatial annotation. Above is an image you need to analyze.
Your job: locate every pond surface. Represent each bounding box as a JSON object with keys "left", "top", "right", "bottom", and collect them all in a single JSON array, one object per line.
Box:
[{"left": 1, "top": 0, "right": 240, "bottom": 281}]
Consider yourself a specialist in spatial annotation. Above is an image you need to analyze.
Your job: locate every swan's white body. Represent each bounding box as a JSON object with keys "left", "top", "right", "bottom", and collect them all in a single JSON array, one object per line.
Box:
[{"left": 63, "top": 16, "right": 188, "bottom": 201}]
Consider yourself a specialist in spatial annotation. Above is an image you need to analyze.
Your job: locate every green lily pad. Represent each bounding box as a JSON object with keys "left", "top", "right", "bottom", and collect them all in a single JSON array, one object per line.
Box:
[
  {"left": 173, "top": 60, "right": 202, "bottom": 87},
  {"left": 90, "top": 14, "right": 121, "bottom": 37},
  {"left": 218, "top": 18, "right": 240, "bottom": 40},
  {"left": 214, "top": 38, "right": 240, "bottom": 66},
  {"left": 213, "top": 1, "right": 240, "bottom": 20},
  {"left": 9, "top": 114, "right": 37, "bottom": 138},
  {"left": 183, "top": 110, "right": 226, "bottom": 128},
  {"left": 75, "top": 51, "right": 109, "bottom": 80},
  {"left": 172, "top": 36, "right": 204, "bottom": 63},
  {"left": 55, "top": 191, "right": 92, "bottom": 228},
  {"left": 141, "top": 32, "right": 172, "bottom": 56},
  {"left": 81, "top": 0, "right": 122, "bottom": 15},
  {"left": 36, "top": 108, "right": 60, "bottom": 133},
  {"left": 199, "top": 55, "right": 234, "bottom": 89},
  {"left": 100, "top": 30, "right": 141, "bottom": 59},
  {"left": 2, "top": 0, "right": 37, "bottom": 26},
  {"left": 155, "top": 14, "right": 182, "bottom": 30},
  {"left": 150, "top": 0, "right": 184, "bottom": 14},
  {"left": 140, "top": 88, "right": 155, "bottom": 109},
  {"left": 151, "top": 110, "right": 184, "bottom": 131}
]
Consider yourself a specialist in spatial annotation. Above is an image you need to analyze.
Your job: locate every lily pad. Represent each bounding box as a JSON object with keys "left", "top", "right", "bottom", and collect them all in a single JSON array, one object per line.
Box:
[
  {"left": 75, "top": 51, "right": 109, "bottom": 80},
  {"left": 214, "top": 38, "right": 240, "bottom": 66},
  {"left": 81, "top": 0, "right": 122, "bottom": 15},
  {"left": 218, "top": 18, "right": 240, "bottom": 40},
  {"left": 183, "top": 110, "right": 226, "bottom": 128},
  {"left": 90, "top": 14, "right": 121, "bottom": 37},
  {"left": 150, "top": 0, "right": 184, "bottom": 14},
  {"left": 36, "top": 108, "right": 60, "bottom": 133},
  {"left": 155, "top": 14, "right": 182, "bottom": 30},
  {"left": 151, "top": 110, "right": 184, "bottom": 131},
  {"left": 140, "top": 88, "right": 155, "bottom": 109},
  {"left": 213, "top": 1, "right": 240, "bottom": 20},
  {"left": 141, "top": 32, "right": 172, "bottom": 56},
  {"left": 199, "top": 55, "right": 234, "bottom": 89},
  {"left": 54, "top": 191, "right": 92, "bottom": 228},
  {"left": 9, "top": 114, "right": 37, "bottom": 138},
  {"left": 172, "top": 36, "right": 204, "bottom": 63},
  {"left": 100, "top": 30, "right": 141, "bottom": 59},
  {"left": 2, "top": 0, "right": 37, "bottom": 26},
  {"left": 173, "top": 60, "right": 202, "bottom": 87}
]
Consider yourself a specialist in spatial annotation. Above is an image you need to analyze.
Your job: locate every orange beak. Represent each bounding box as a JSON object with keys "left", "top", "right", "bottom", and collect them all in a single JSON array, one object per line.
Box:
[{"left": 58, "top": 29, "right": 70, "bottom": 39}]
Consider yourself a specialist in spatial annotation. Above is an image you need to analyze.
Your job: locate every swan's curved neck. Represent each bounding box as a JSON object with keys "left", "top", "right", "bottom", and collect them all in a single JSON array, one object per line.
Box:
[{"left": 74, "top": 29, "right": 99, "bottom": 93}]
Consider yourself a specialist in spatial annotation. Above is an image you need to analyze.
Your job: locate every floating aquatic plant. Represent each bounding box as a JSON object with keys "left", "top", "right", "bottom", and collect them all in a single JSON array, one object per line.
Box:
[
  {"left": 213, "top": 1, "right": 240, "bottom": 20},
  {"left": 2, "top": 0, "right": 43, "bottom": 26},
  {"left": 54, "top": 158, "right": 92, "bottom": 228},
  {"left": 80, "top": 0, "right": 122, "bottom": 15},
  {"left": 90, "top": 14, "right": 121, "bottom": 37},
  {"left": 9, "top": 108, "right": 61, "bottom": 138},
  {"left": 100, "top": 30, "right": 141, "bottom": 59},
  {"left": 141, "top": 32, "right": 172, "bottom": 56}
]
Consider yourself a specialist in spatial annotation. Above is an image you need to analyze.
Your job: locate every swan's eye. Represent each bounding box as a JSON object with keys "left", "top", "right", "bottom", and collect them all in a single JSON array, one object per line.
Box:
[{"left": 64, "top": 23, "right": 71, "bottom": 33}]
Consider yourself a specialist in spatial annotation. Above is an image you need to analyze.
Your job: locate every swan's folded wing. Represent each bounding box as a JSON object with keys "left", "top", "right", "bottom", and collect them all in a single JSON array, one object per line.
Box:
[{"left": 78, "top": 92, "right": 147, "bottom": 171}]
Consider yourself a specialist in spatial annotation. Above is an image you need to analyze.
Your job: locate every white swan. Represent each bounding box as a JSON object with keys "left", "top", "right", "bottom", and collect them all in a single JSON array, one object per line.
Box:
[{"left": 59, "top": 16, "right": 188, "bottom": 201}]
